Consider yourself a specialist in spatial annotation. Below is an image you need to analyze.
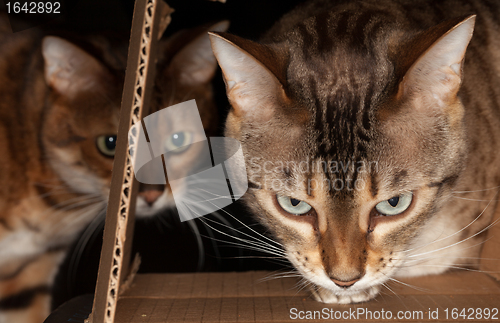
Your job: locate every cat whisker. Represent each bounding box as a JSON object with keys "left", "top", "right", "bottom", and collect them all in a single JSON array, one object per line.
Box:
[
  {"left": 405, "top": 236, "right": 494, "bottom": 265},
  {"left": 38, "top": 195, "right": 105, "bottom": 222},
  {"left": 385, "top": 276, "right": 430, "bottom": 293},
  {"left": 180, "top": 189, "right": 236, "bottom": 205},
  {"left": 224, "top": 255, "right": 289, "bottom": 262},
  {"left": 380, "top": 282, "right": 405, "bottom": 305},
  {"left": 199, "top": 222, "right": 287, "bottom": 258},
  {"left": 452, "top": 185, "right": 500, "bottom": 194},
  {"left": 450, "top": 195, "right": 500, "bottom": 202},
  {"left": 52, "top": 195, "right": 104, "bottom": 211},
  {"left": 180, "top": 201, "right": 287, "bottom": 257},
  {"left": 206, "top": 211, "right": 244, "bottom": 261},
  {"left": 407, "top": 215, "right": 500, "bottom": 258},
  {"left": 185, "top": 194, "right": 233, "bottom": 204},
  {"left": 185, "top": 186, "right": 240, "bottom": 200},
  {"left": 404, "top": 255, "right": 498, "bottom": 264},
  {"left": 294, "top": 278, "right": 314, "bottom": 296},
  {"left": 404, "top": 190, "right": 498, "bottom": 255},
  {"left": 204, "top": 202, "right": 284, "bottom": 248},
  {"left": 200, "top": 216, "right": 285, "bottom": 255},
  {"left": 259, "top": 270, "right": 301, "bottom": 282},
  {"left": 180, "top": 194, "right": 284, "bottom": 249},
  {"left": 197, "top": 219, "right": 287, "bottom": 258},
  {"left": 397, "top": 264, "right": 500, "bottom": 274},
  {"left": 47, "top": 203, "right": 105, "bottom": 237}
]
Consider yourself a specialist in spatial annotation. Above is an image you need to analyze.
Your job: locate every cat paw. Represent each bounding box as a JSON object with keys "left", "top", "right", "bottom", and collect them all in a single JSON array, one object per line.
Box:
[{"left": 311, "top": 285, "right": 380, "bottom": 304}]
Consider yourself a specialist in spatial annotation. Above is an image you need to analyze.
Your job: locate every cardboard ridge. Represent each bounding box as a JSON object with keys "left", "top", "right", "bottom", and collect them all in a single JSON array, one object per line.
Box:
[{"left": 86, "top": 1, "right": 172, "bottom": 322}]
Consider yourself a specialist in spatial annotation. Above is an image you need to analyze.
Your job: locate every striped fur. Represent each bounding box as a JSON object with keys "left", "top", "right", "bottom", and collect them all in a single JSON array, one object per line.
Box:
[
  {"left": 0, "top": 22, "right": 224, "bottom": 322},
  {"left": 0, "top": 27, "right": 124, "bottom": 323},
  {"left": 211, "top": 0, "right": 500, "bottom": 304}
]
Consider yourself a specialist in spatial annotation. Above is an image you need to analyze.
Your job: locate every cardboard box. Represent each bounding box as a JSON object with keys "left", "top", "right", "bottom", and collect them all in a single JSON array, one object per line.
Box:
[{"left": 46, "top": 0, "right": 500, "bottom": 322}]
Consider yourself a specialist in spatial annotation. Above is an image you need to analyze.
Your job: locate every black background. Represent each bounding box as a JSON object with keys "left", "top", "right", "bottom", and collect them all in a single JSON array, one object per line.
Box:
[{"left": 2, "top": 0, "right": 311, "bottom": 311}]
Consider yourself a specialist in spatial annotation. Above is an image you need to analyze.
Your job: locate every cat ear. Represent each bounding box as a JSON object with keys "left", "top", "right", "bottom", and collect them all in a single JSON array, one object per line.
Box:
[
  {"left": 42, "top": 36, "right": 109, "bottom": 98},
  {"left": 209, "top": 32, "right": 288, "bottom": 121},
  {"left": 398, "top": 15, "right": 475, "bottom": 105},
  {"left": 169, "top": 21, "right": 230, "bottom": 86}
]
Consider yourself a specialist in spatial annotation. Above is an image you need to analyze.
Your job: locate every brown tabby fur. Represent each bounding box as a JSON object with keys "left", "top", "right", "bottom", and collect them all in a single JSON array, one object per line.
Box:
[
  {"left": 0, "top": 20, "right": 226, "bottom": 322},
  {"left": 210, "top": 0, "right": 500, "bottom": 304}
]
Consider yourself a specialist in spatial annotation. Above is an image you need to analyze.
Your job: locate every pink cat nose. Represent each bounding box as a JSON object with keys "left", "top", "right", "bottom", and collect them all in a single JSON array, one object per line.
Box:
[
  {"left": 140, "top": 190, "right": 163, "bottom": 206},
  {"left": 330, "top": 277, "right": 360, "bottom": 289}
]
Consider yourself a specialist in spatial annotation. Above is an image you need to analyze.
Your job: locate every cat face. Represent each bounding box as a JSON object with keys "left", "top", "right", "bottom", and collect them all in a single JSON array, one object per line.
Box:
[
  {"left": 210, "top": 13, "right": 475, "bottom": 303},
  {"left": 41, "top": 36, "right": 122, "bottom": 208},
  {"left": 40, "top": 22, "right": 229, "bottom": 220},
  {"left": 134, "top": 21, "right": 229, "bottom": 218}
]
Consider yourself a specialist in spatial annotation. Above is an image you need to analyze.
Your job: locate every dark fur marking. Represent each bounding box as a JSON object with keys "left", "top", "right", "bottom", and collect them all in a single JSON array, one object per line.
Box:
[
  {"left": 315, "top": 13, "right": 333, "bottom": 53},
  {"left": 34, "top": 183, "right": 62, "bottom": 209},
  {"left": 21, "top": 218, "right": 41, "bottom": 232},
  {"left": 0, "top": 285, "right": 50, "bottom": 310},
  {"left": 428, "top": 174, "right": 459, "bottom": 189},
  {"left": 0, "top": 218, "right": 12, "bottom": 231},
  {"left": 248, "top": 181, "right": 262, "bottom": 189},
  {"left": 370, "top": 172, "right": 378, "bottom": 197},
  {"left": 392, "top": 170, "right": 408, "bottom": 187},
  {"left": 0, "top": 249, "right": 66, "bottom": 281}
]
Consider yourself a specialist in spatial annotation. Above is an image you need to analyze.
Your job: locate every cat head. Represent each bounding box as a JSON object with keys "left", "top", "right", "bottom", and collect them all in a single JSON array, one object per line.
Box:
[
  {"left": 210, "top": 15, "right": 475, "bottom": 301},
  {"left": 41, "top": 21, "right": 229, "bottom": 219},
  {"left": 41, "top": 35, "right": 123, "bottom": 202},
  {"left": 135, "top": 21, "right": 229, "bottom": 218}
]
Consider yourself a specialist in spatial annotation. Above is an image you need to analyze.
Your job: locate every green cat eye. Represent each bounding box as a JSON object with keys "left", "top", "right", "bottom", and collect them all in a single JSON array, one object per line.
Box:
[
  {"left": 165, "top": 131, "right": 193, "bottom": 153},
  {"left": 277, "top": 195, "right": 312, "bottom": 215},
  {"left": 96, "top": 135, "right": 117, "bottom": 157},
  {"left": 375, "top": 192, "right": 413, "bottom": 216}
]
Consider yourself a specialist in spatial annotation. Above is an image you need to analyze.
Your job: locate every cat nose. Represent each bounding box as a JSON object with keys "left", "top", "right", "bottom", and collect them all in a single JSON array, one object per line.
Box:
[
  {"left": 140, "top": 190, "right": 163, "bottom": 206},
  {"left": 330, "top": 277, "right": 361, "bottom": 289},
  {"left": 138, "top": 184, "right": 165, "bottom": 206}
]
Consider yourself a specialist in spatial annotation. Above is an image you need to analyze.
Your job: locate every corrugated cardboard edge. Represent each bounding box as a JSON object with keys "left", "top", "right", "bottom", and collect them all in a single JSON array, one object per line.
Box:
[{"left": 85, "top": 1, "right": 171, "bottom": 322}]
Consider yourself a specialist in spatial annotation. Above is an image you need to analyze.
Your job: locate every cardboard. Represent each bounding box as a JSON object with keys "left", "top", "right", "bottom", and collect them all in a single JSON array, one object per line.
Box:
[
  {"left": 78, "top": 1, "right": 500, "bottom": 322},
  {"left": 87, "top": 0, "right": 171, "bottom": 322},
  {"left": 113, "top": 271, "right": 500, "bottom": 322}
]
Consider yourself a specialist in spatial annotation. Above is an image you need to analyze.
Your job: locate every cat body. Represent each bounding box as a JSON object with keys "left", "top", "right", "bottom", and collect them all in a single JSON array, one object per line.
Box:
[
  {"left": 210, "top": 0, "right": 500, "bottom": 303},
  {"left": 0, "top": 28, "right": 123, "bottom": 323},
  {"left": 0, "top": 20, "right": 226, "bottom": 322}
]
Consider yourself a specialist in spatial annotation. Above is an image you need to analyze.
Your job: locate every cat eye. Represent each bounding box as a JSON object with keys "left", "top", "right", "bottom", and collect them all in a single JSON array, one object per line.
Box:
[
  {"left": 375, "top": 192, "right": 413, "bottom": 216},
  {"left": 96, "top": 135, "right": 117, "bottom": 157},
  {"left": 165, "top": 131, "right": 193, "bottom": 153},
  {"left": 277, "top": 195, "right": 312, "bottom": 215}
]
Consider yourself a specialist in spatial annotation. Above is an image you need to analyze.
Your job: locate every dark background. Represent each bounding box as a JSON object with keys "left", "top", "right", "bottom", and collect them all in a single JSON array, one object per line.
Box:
[{"left": 1, "top": 0, "right": 309, "bottom": 311}]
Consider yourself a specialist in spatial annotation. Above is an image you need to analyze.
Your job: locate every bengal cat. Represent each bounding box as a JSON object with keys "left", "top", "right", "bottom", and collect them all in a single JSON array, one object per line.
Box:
[{"left": 210, "top": 0, "right": 500, "bottom": 304}]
